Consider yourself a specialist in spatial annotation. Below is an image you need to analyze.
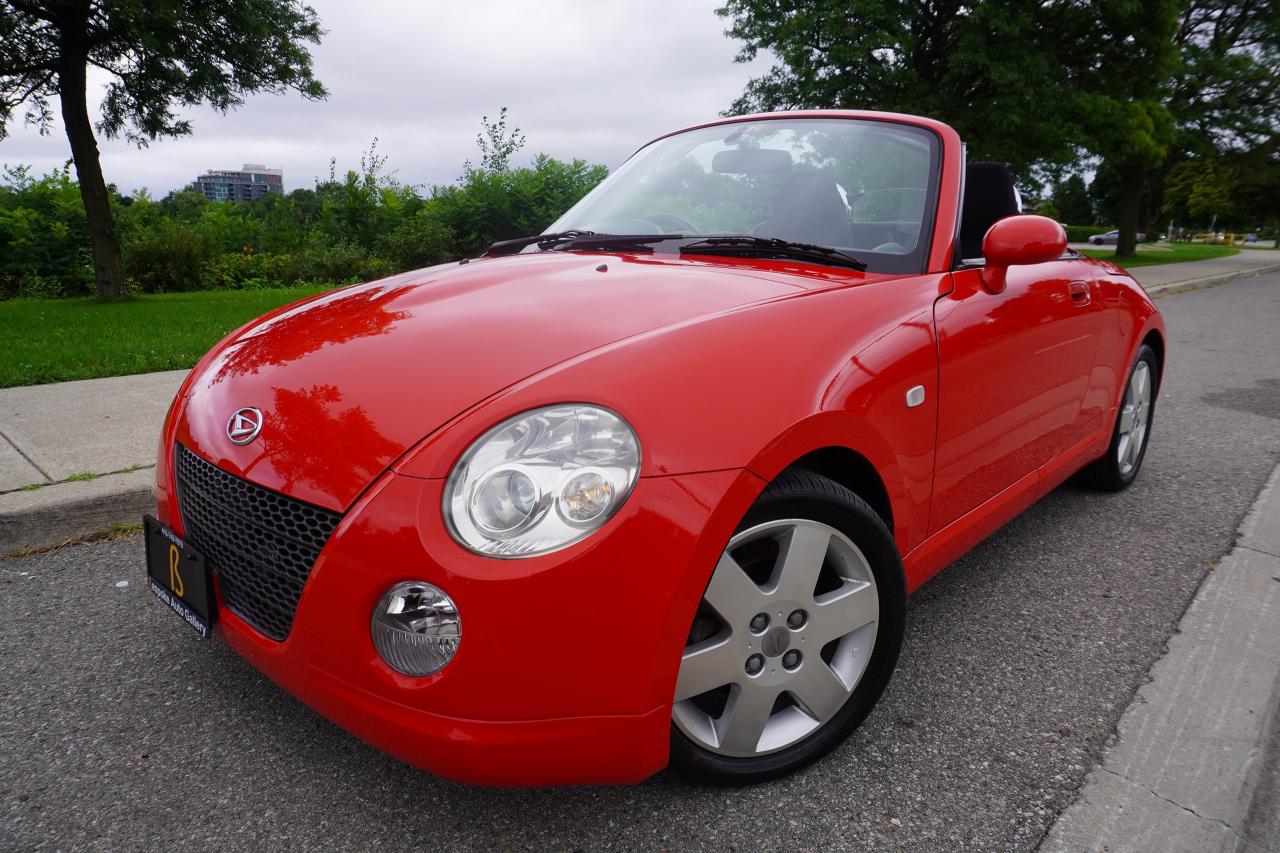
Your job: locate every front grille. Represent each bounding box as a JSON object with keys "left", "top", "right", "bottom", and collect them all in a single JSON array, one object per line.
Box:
[{"left": 174, "top": 443, "right": 343, "bottom": 641}]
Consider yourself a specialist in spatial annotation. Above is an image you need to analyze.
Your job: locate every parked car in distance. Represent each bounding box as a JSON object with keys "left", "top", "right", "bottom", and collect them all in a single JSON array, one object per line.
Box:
[
  {"left": 144, "top": 110, "right": 1165, "bottom": 787},
  {"left": 1089, "top": 229, "right": 1147, "bottom": 244},
  {"left": 1245, "top": 233, "right": 1259, "bottom": 243}
]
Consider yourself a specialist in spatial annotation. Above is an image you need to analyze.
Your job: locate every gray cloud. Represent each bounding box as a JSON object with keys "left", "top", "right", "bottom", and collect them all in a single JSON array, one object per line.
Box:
[{"left": 0, "top": 0, "right": 772, "bottom": 194}]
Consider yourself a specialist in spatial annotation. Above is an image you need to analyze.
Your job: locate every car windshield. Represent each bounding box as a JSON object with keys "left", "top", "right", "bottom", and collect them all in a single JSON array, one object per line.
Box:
[{"left": 547, "top": 118, "right": 941, "bottom": 273}]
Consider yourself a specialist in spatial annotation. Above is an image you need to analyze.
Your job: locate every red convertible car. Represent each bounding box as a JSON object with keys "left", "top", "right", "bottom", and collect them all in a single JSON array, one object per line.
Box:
[{"left": 146, "top": 110, "right": 1163, "bottom": 786}]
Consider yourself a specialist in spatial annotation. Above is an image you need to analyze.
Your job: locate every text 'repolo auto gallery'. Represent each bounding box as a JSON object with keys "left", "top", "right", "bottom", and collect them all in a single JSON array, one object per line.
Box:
[{"left": 144, "top": 110, "right": 1164, "bottom": 786}]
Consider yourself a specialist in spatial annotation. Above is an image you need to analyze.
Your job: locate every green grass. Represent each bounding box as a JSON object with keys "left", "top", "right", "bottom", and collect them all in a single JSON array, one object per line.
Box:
[
  {"left": 1079, "top": 242, "right": 1240, "bottom": 268},
  {"left": 0, "top": 285, "right": 334, "bottom": 388}
]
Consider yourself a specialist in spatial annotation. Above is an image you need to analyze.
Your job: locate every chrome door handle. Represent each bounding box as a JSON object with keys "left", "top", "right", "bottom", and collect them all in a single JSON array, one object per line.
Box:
[{"left": 1068, "top": 280, "right": 1092, "bottom": 306}]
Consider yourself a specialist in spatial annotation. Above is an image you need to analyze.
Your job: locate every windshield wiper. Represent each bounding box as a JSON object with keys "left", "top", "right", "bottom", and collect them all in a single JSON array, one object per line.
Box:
[
  {"left": 548, "top": 233, "right": 695, "bottom": 253},
  {"left": 484, "top": 230, "right": 600, "bottom": 257},
  {"left": 484, "top": 230, "right": 694, "bottom": 257},
  {"left": 679, "top": 236, "right": 868, "bottom": 271},
  {"left": 486, "top": 232, "right": 867, "bottom": 271}
]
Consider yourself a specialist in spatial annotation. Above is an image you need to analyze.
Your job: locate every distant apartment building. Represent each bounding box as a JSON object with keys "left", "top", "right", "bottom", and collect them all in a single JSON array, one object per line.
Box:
[{"left": 192, "top": 164, "right": 283, "bottom": 202}]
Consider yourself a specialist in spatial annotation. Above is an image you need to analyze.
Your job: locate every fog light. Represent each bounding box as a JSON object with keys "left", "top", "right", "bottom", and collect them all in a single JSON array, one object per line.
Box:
[{"left": 371, "top": 582, "right": 460, "bottom": 676}]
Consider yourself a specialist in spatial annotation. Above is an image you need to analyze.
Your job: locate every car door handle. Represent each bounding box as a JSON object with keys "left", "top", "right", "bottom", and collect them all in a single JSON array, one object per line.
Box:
[{"left": 1068, "top": 280, "right": 1092, "bottom": 306}]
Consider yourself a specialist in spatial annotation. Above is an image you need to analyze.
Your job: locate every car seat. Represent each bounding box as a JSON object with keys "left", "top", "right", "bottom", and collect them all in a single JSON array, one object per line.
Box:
[
  {"left": 959, "top": 162, "right": 1020, "bottom": 261},
  {"left": 754, "top": 170, "right": 853, "bottom": 248}
]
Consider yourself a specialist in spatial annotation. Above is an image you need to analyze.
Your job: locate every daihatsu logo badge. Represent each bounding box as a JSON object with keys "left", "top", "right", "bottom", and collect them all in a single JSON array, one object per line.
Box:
[{"left": 226, "top": 407, "right": 263, "bottom": 445}]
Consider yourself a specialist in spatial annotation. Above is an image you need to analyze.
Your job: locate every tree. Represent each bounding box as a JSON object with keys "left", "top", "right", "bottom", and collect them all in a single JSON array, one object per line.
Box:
[
  {"left": 468, "top": 106, "right": 526, "bottom": 175},
  {"left": 0, "top": 1, "right": 326, "bottom": 298},
  {"left": 1053, "top": 1, "right": 1181, "bottom": 256},
  {"left": 716, "top": 1, "right": 1079, "bottom": 176},
  {"left": 1164, "top": 147, "right": 1280, "bottom": 232},
  {"left": 718, "top": 0, "right": 1280, "bottom": 258},
  {"left": 1168, "top": 1, "right": 1280, "bottom": 159},
  {"left": 1053, "top": 174, "right": 1093, "bottom": 225},
  {"left": 1036, "top": 0, "right": 1278, "bottom": 254}
]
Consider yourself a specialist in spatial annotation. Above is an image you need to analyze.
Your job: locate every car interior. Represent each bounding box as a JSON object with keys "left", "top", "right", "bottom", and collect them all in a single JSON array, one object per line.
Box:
[{"left": 751, "top": 168, "right": 926, "bottom": 255}]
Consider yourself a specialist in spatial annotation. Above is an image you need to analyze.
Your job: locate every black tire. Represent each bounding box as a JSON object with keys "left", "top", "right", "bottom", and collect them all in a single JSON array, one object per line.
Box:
[
  {"left": 1081, "top": 344, "right": 1158, "bottom": 491},
  {"left": 668, "top": 470, "right": 906, "bottom": 785}
]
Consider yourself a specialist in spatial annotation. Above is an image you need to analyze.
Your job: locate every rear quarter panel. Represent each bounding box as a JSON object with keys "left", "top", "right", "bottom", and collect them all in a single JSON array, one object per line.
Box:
[{"left": 1084, "top": 257, "right": 1166, "bottom": 403}]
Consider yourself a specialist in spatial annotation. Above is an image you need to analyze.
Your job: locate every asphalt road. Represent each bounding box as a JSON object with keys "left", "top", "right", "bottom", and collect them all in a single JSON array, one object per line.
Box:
[{"left": 4, "top": 272, "right": 1280, "bottom": 852}]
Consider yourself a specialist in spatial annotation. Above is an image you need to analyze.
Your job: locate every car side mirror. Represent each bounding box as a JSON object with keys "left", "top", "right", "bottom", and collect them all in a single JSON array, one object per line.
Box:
[{"left": 979, "top": 215, "right": 1068, "bottom": 294}]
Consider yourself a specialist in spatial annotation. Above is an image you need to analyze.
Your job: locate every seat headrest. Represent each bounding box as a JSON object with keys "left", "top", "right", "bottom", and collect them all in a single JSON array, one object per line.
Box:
[{"left": 959, "top": 162, "right": 1020, "bottom": 259}]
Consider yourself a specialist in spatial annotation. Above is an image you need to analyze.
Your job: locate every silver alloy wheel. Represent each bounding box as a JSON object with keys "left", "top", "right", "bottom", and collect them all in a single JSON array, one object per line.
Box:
[
  {"left": 672, "top": 519, "right": 879, "bottom": 758},
  {"left": 1117, "top": 360, "right": 1152, "bottom": 476}
]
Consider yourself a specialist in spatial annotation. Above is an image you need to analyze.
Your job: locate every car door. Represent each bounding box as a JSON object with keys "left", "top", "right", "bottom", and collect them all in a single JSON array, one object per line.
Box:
[{"left": 928, "top": 258, "right": 1103, "bottom": 534}]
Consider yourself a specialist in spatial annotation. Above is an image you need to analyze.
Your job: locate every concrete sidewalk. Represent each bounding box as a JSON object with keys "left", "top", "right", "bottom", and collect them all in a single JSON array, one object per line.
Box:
[
  {"left": 1130, "top": 248, "right": 1280, "bottom": 293},
  {"left": 1, "top": 251, "right": 1278, "bottom": 555},
  {"left": 1064, "top": 244, "right": 1280, "bottom": 294},
  {"left": 1041, "top": 465, "right": 1280, "bottom": 852},
  {"left": 0, "top": 370, "right": 186, "bottom": 554}
]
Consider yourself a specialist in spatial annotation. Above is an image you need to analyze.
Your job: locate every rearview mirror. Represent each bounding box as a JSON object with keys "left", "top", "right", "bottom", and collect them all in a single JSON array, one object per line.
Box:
[
  {"left": 712, "top": 148, "right": 793, "bottom": 175},
  {"left": 980, "top": 215, "right": 1068, "bottom": 294}
]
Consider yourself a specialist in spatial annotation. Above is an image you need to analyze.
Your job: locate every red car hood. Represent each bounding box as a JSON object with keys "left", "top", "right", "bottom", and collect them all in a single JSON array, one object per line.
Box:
[{"left": 176, "top": 252, "right": 878, "bottom": 512}]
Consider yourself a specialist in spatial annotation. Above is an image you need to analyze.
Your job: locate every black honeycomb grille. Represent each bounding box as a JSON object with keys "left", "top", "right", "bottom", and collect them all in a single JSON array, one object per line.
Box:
[{"left": 174, "top": 443, "right": 342, "bottom": 641}]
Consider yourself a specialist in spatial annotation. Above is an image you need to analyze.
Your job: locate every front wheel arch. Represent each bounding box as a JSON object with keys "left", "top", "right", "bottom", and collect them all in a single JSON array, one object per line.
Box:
[
  {"left": 784, "top": 446, "right": 894, "bottom": 533},
  {"left": 743, "top": 412, "right": 922, "bottom": 550}
]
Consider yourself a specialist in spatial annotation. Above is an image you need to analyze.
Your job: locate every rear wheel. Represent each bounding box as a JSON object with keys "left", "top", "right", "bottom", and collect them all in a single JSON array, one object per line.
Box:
[
  {"left": 668, "top": 471, "right": 905, "bottom": 785},
  {"left": 1081, "top": 344, "right": 1157, "bottom": 491}
]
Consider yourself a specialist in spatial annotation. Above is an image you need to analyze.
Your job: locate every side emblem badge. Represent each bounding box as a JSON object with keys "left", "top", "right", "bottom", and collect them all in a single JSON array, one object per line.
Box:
[{"left": 226, "top": 407, "right": 263, "bottom": 445}]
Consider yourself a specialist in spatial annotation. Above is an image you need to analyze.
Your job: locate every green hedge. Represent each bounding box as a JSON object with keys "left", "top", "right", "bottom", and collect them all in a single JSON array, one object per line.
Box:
[
  {"left": 1, "top": 153, "right": 608, "bottom": 300},
  {"left": 1065, "top": 224, "right": 1108, "bottom": 243}
]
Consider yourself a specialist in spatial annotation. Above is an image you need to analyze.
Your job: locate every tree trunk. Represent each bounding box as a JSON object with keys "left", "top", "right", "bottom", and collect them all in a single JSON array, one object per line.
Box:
[
  {"left": 56, "top": 24, "right": 128, "bottom": 299},
  {"left": 1115, "top": 162, "right": 1145, "bottom": 258}
]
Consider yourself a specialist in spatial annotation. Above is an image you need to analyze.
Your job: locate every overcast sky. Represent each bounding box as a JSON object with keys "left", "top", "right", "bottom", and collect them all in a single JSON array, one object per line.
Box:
[{"left": 0, "top": 0, "right": 773, "bottom": 195}]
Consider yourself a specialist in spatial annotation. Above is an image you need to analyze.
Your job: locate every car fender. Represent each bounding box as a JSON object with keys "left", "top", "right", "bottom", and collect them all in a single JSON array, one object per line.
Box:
[
  {"left": 743, "top": 409, "right": 914, "bottom": 540},
  {"left": 396, "top": 274, "right": 943, "bottom": 559}
]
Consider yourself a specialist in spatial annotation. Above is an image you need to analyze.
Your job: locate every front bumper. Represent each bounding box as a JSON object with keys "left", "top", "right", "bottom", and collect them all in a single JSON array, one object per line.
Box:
[{"left": 155, "top": 447, "right": 762, "bottom": 786}]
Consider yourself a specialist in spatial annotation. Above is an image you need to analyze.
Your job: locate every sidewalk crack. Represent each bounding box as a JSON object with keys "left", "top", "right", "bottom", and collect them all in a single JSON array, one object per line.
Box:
[
  {"left": 1099, "top": 767, "right": 1250, "bottom": 844},
  {"left": 1239, "top": 543, "right": 1280, "bottom": 561},
  {"left": 0, "top": 428, "right": 52, "bottom": 482},
  {"left": 0, "top": 462, "right": 154, "bottom": 496}
]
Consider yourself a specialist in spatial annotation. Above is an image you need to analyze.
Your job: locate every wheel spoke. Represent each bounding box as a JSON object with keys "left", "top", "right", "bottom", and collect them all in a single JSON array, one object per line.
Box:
[
  {"left": 1133, "top": 364, "right": 1149, "bottom": 400},
  {"left": 808, "top": 580, "right": 878, "bottom": 643},
  {"left": 788, "top": 659, "right": 851, "bottom": 722},
  {"left": 770, "top": 523, "right": 831, "bottom": 600},
  {"left": 1118, "top": 404, "right": 1136, "bottom": 435},
  {"left": 716, "top": 682, "right": 779, "bottom": 754},
  {"left": 674, "top": 635, "right": 740, "bottom": 702},
  {"left": 703, "top": 552, "right": 767, "bottom": 623},
  {"left": 1129, "top": 424, "right": 1146, "bottom": 464}
]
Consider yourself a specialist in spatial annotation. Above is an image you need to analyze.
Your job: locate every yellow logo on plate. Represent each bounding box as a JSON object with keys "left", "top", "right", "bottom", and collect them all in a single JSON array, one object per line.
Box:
[{"left": 168, "top": 544, "right": 184, "bottom": 597}]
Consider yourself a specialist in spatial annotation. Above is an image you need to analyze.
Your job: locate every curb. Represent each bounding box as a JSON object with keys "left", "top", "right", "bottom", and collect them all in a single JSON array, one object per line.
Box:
[
  {"left": 0, "top": 468, "right": 154, "bottom": 557},
  {"left": 1039, "top": 464, "right": 1280, "bottom": 852},
  {"left": 1141, "top": 260, "right": 1280, "bottom": 296}
]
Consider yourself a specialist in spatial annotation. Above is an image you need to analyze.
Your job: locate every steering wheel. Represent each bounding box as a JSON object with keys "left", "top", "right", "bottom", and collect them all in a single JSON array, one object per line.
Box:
[{"left": 645, "top": 213, "right": 700, "bottom": 235}]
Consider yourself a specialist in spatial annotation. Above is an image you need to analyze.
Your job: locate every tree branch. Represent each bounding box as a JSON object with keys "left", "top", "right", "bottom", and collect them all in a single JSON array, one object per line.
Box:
[{"left": 1, "top": 68, "right": 54, "bottom": 110}]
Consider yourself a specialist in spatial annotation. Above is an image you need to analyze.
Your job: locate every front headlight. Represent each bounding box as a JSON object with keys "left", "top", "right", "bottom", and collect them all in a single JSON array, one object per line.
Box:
[{"left": 444, "top": 404, "right": 641, "bottom": 557}]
